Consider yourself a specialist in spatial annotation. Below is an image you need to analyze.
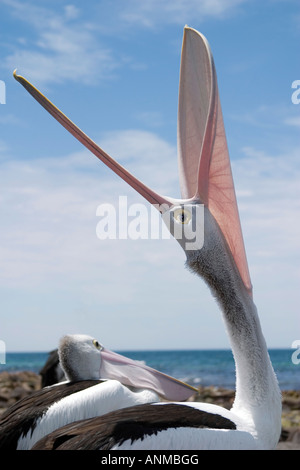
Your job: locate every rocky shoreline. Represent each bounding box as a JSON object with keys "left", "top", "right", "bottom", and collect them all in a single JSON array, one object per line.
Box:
[{"left": 0, "top": 371, "right": 299, "bottom": 450}]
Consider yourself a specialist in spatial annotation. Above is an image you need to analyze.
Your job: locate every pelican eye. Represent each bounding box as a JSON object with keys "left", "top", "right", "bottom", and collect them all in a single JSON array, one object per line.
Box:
[
  {"left": 174, "top": 208, "right": 191, "bottom": 224},
  {"left": 93, "top": 339, "right": 102, "bottom": 350}
]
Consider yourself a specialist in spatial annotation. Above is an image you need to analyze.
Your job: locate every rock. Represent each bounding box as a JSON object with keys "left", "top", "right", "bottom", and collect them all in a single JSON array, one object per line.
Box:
[
  {"left": 191, "top": 385, "right": 235, "bottom": 409},
  {"left": 0, "top": 371, "right": 41, "bottom": 415}
]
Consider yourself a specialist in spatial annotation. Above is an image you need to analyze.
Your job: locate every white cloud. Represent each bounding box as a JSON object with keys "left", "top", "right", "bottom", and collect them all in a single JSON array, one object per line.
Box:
[
  {"left": 0, "top": 139, "right": 9, "bottom": 154},
  {"left": 230, "top": 104, "right": 300, "bottom": 130},
  {"left": 64, "top": 4, "right": 80, "bottom": 20},
  {"left": 232, "top": 146, "right": 300, "bottom": 318},
  {"left": 1, "top": 0, "right": 249, "bottom": 86},
  {"left": 118, "top": 0, "right": 247, "bottom": 28},
  {"left": 284, "top": 116, "right": 300, "bottom": 128},
  {"left": 2, "top": 0, "right": 118, "bottom": 85}
]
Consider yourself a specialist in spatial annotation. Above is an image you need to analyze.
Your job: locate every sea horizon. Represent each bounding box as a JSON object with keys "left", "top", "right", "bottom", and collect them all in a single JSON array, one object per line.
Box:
[
  {"left": 1, "top": 348, "right": 299, "bottom": 391},
  {"left": 3, "top": 346, "right": 294, "bottom": 353}
]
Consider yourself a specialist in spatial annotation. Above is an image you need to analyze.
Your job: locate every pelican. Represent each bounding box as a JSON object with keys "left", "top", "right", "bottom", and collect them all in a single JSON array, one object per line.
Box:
[
  {"left": 39, "top": 349, "right": 64, "bottom": 387},
  {"left": 0, "top": 334, "right": 196, "bottom": 450},
  {"left": 14, "top": 26, "right": 282, "bottom": 450}
]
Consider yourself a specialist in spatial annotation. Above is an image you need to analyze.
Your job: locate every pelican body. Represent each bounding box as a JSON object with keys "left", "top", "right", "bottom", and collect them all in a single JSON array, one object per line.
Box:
[
  {"left": 14, "top": 26, "right": 282, "bottom": 450},
  {"left": 0, "top": 334, "right": 195, "bottom": 450}
]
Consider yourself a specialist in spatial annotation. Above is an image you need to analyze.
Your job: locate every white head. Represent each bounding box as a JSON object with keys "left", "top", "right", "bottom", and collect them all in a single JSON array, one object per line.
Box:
[
  {"left": 58, "top": 334, "right": 102, "bottom": 382},
  {"left": 57, "top": 333, "right": 197, "bottom": 399}
]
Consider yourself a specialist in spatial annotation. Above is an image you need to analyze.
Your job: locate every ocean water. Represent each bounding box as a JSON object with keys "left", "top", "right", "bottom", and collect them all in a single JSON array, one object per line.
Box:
[{"left": 1, "top": 349, "right": 299, "bottom": 390}]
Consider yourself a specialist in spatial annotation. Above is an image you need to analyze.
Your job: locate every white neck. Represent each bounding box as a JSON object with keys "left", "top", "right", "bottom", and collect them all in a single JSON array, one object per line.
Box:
[{"left": 185, "top": 208, "right": 281, "bottom": 447}]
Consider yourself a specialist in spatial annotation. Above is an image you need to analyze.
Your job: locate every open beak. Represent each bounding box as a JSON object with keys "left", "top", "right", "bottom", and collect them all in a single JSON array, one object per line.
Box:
[
  {"left": 13, "top": 26, "right": 252, "bottom": 295},
  {"left": 100, "top": 347, "right": 197, "bottom": 401}
]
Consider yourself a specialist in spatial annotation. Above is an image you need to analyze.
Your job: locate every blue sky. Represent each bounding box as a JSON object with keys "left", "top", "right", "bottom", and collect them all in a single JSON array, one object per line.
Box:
[{"left": 0, "top": 0, "right": 299, "bottom": 352}]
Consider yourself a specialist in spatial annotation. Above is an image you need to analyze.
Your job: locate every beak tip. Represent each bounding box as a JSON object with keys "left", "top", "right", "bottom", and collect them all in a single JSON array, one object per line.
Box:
[{"left": 13, "top": 69, "right": 21, "bottom": 83}]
